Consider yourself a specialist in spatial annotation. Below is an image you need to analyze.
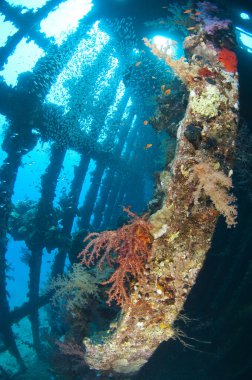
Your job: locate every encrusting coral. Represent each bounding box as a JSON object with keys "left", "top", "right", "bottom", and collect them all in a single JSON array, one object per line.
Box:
[{"left": 78, "top": 1, "right": 239, "bottom": 375}]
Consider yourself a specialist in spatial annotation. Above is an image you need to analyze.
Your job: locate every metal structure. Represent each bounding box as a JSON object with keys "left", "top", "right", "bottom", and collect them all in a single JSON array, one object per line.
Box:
[{"left": 0, "top": 0, "right": 162, "bottom": 375}]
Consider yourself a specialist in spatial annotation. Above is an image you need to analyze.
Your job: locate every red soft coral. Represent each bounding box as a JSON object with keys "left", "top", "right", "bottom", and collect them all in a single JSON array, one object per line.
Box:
[
  {"left": 218, "top": 48, "right": 237, "bottom": 73},
  {"left": 78, "top": 208, "right": 153, "bottom": 308}
]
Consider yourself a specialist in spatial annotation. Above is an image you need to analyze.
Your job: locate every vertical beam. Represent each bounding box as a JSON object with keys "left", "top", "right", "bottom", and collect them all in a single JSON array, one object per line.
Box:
[
  {"left": 79, "top": 162, "right": 105, "bottom": 229},
  {"left": 91, "top": 93, "right": 132, "bottom": 229},
  {"left": 0, "top": 149, "right": 26, "bottom": 370},
  {"left": 0, "top": 120, "right": 37, "bottom": 368},
  {"left": 106, "top": 175, "right": 127, "bottom": 229},
  {"left": 115, "top": 123, "right": 147, "bottom": 216},
  {"left": 51, "top": 153, "right": 90, "bottom": 276},
  {"left": 27, "top": 145, "right": 65, "bottom": 354},
  {"left": 101, "top": 107, "right": 137, "bottom": 228},
  {"left": 107, "top": 116, "right": 141, "bottom": 227},
  {"left": 100, "top": 172, "right": 122, "bottom": 230},
  {"left": 92, "top": 169, "right": 115, "bottom": 230},
  {"left": 101, "top": 91, "right": 131, "bottom": 150}
]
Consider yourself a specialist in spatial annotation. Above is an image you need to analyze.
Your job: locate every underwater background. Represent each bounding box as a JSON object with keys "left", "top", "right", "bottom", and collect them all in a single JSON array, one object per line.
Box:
[{"left": 0, "top": 0, "right": 251, "bottom": 379}]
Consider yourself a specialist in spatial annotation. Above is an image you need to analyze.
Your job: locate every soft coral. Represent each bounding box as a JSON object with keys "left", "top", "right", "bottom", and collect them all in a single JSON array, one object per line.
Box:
[
  {"left": 78, "top": 208, "right": 153, "bottom": 308},
  {"left": 218, "top": 48, "right": 237, "bottom": 73}
]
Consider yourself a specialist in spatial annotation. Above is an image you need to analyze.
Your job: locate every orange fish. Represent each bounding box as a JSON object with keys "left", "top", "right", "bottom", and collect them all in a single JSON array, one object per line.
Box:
[
  {"left": 187, "top": 26, "right": 196, "bottom": 30},
  {"left": 164, "top": 89, "right": 171, "bottom": 96},
  {"left": 135, "top": 61, "right": 141, "bottom": 67},
  {"left": 143, "top": 120, "right": 149, "bottom": 125},
  {"left": 144, "top": 144, "right": 153, "bottom": 149},
  {"left": 195, "top": 11, "right": 201, "bottom": 15},
  {"left": 184, "top": 9, "right": 192, "bottom": 14}
]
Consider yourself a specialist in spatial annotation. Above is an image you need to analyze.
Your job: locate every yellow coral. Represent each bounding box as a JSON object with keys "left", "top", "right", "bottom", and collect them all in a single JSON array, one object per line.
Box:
[{"left": 190, "top": 85, "right": 224, "bottom": 118}]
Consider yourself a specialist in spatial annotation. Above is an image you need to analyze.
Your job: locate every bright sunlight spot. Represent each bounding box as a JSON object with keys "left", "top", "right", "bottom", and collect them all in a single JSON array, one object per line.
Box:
[
  {"left": 236, "top": 27, "right": 252, "bottom": 53},
  {"left": 240, "top": 12, "right": 250, "bottom": 20},
  {"left": 40, "top": 0, "right": 93, "bottom": 46},
  {"left": 153, "top": 35, "right": 176, "bottom": 55},
  {"left": 0, "top": 14, "right": 18, "bottom": 47},
  {"left": 0, "top": 38, "right": 45, "bottom": 86},
  {"left": 6, "top": 0, "right": 49, "bottom": 12}
]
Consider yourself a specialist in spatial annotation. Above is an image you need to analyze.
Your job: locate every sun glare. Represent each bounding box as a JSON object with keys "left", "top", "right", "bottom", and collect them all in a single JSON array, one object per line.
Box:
[{"left": 153, "top": 35, "right": 175, "bottom": 56}]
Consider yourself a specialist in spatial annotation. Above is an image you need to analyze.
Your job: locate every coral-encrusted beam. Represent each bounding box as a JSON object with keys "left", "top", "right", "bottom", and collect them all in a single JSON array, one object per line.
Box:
[{"left": 82, "top": 3, "right": 239, "bottom": 374}]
